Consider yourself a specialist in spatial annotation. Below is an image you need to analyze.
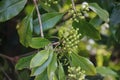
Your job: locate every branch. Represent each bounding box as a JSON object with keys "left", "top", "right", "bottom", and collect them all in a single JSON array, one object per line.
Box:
[
  {"left": 0, "top": 53, "right": 13, "bottom": 61},
  {"left": 33, "top": 0, "right": 44, "bottom": 38}
]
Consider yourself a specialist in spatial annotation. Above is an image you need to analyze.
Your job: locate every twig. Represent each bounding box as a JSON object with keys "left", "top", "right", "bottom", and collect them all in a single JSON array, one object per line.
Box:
[
  {"left": 19, "top": 50, "right": 37, "bottom": 58},
  {"left": 71, "top": 0, "right": 77, "bottom": 13},
  {"left": 52, "top": 42, "right": 60, "bottom": 46},
  {"left": 33, "top": 0, "right": 44, "bottom": 38}
]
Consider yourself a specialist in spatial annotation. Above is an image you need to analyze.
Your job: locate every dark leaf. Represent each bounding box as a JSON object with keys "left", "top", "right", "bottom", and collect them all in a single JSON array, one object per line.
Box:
[
  {"left": 0, "top": 0, "right": 27, "bottom": 22},
  {"left": 72, "top": 20, "right": 101, "bottom": 40},
  {"left": 89, "top": 3, "right": 109, "bottom": 22},
  {"left": 17, "top": 13, "right": 33, "bottom": 47},
  {"left": 70, "top": 53, "right": 96, "bottom": 75},
  {"left": 110, "top": 5, "right": 120, "bottom": 25},
  {"left": 15, "top": 54, "right": 35, "bottom": 70},
  {"left": 35, "top": 70, "right": 48, "bottom": 80}
]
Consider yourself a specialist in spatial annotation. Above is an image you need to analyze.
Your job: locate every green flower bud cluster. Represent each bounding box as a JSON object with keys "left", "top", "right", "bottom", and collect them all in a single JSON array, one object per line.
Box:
[
  {"left": 81, "top": 2, "right": 89, "bottom": 11},
  {"left": 68, "top": 66, "right": 85, "bottom": 80},
  {"left": 59, "top": 27, "right": 81, "bottom": 54},
  {"left": 43, "top": 0, "right": 58, "bottom": 7},
  {"left": 68, "top": 2, "right": 90, "bottom": 22}
]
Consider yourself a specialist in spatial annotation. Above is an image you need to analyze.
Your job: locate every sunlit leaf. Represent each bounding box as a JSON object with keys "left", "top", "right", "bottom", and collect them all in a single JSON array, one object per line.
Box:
[
  {"left": 31, "top": 51, "right": 53, "bottom": 76},
  {"left": 0, "top": 0, "right": 27, "bottom": 22},
  {"left": 30, "top": 50, "right": 49, "bottom": 68}
]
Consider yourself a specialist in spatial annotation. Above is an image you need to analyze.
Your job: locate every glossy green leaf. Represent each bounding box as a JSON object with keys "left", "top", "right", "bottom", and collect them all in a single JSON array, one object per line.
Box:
[
  {"left": 47, "top": 53, "right": 57, "bottom": 80},
  {"left": 0, "top": 0, "right": 27, "bottom": 22},
  {"left": 58, "top": 62, "right": 65, "bottom": 80},
  {"left": 35, "top": 70, "right": 48, "bottom": 80},
  {"left": 70, "top": 53, "right": 96, "bottom": 75},
  {"left": 96, "top": 67, "right": 118, "bottom": 77},
  {"left": 89, "top": 3, "right": 109, "bottom": 22},
  {"left": 15, "top": 54, "right": 35, "bottom": 70},
  {"left": 31, "top": 51, "right": 53, "bottom": 76},
  {"left": 72, "top": 20, "right": 101, "bottom": 40},
  {"left": 30, "top": 50, "right": 49, "bottom": 68},
  {"left": 34, "top": 12, "right": 63, "bottom": 34},
  {"left": 17, "top": 13, "right": 33, "bottom": 47},
  {"left": 29, "top": 37, "right": 50, "bottom": 49}
]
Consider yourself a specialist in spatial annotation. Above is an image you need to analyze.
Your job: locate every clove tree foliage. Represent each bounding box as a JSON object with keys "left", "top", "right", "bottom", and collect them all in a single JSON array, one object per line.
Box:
[{"left": 0, "top": 0, "right": 120, "bottom": 80}]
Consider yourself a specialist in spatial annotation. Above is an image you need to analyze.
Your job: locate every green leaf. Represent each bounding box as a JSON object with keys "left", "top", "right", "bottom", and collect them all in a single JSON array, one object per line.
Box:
[
  {"left": 34, "top": 12, "right": 63, "bottom": 34},
  {"left": 90, "top": 16, "right": 103, "bottom": 27},
  {"left": 38, "top": 1, "right": 59, "bottom": 12},
  {"left": 17, "top": 13, "right": 33, "bottom": 47},
  {"left": 96, "top": 67, "right": 118, "bottom": 77},
  {"left": 35, "top": 70, "right": 48, "bottom": 80},
  {"left": 18, "top": 70, "right": 30, "bottom": 80},
  {"left": 89, "top": 3, "right": 109, "bottom": 22},
  {"left": 0, "top": 0, "right": 27, "bottom": 22},
  {"left": 58, "top": 62, "right": 65, "bottom": 80},
  {"left": 47, "top": 53, "right": 57, "bottom": 80},
  {"left": 72, "top": 20, "right": 101, "bottom": 40},
  {"left": 30, "top": 50, "right": 49, "bottom": 68},
  {"left": 29, "top": 37, "right": 50, "bottom": 49},
  {"left": 15, "top": 54, "right": 35, "bottom": 70},
  {"left": 31, "top": 51, "right": 53, "bottom": 76},
  {"left": 70, "top": 53, "right": 96, "bottom": 75}
]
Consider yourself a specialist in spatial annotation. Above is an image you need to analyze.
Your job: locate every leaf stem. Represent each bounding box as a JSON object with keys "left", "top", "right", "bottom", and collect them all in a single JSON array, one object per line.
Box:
[{"left": 33, "top": 0, "right": 44, "bottom": 38}]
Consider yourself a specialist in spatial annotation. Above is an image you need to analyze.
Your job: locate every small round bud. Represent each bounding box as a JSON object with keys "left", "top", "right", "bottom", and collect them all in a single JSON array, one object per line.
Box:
[
  {"left": 48, "top": 4, "right": 51, "bottom": 7},
  {"left": 80, "top": 16, "right": 85, "bottom": 19},
  {"left": 53, "top": 1, "right": 58, "bottom": 4},
  {"left": 71, "top": 10, "right": 74, "bottom": 14},
  {"left": 44, "top": 2, "right": 48, "bottom": 5},
  {"left": 48, "top": 0, "right": 51, "bottom": 2},
  {"left": 82, "top": 2, "right": 88, "bottom": 9}
]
